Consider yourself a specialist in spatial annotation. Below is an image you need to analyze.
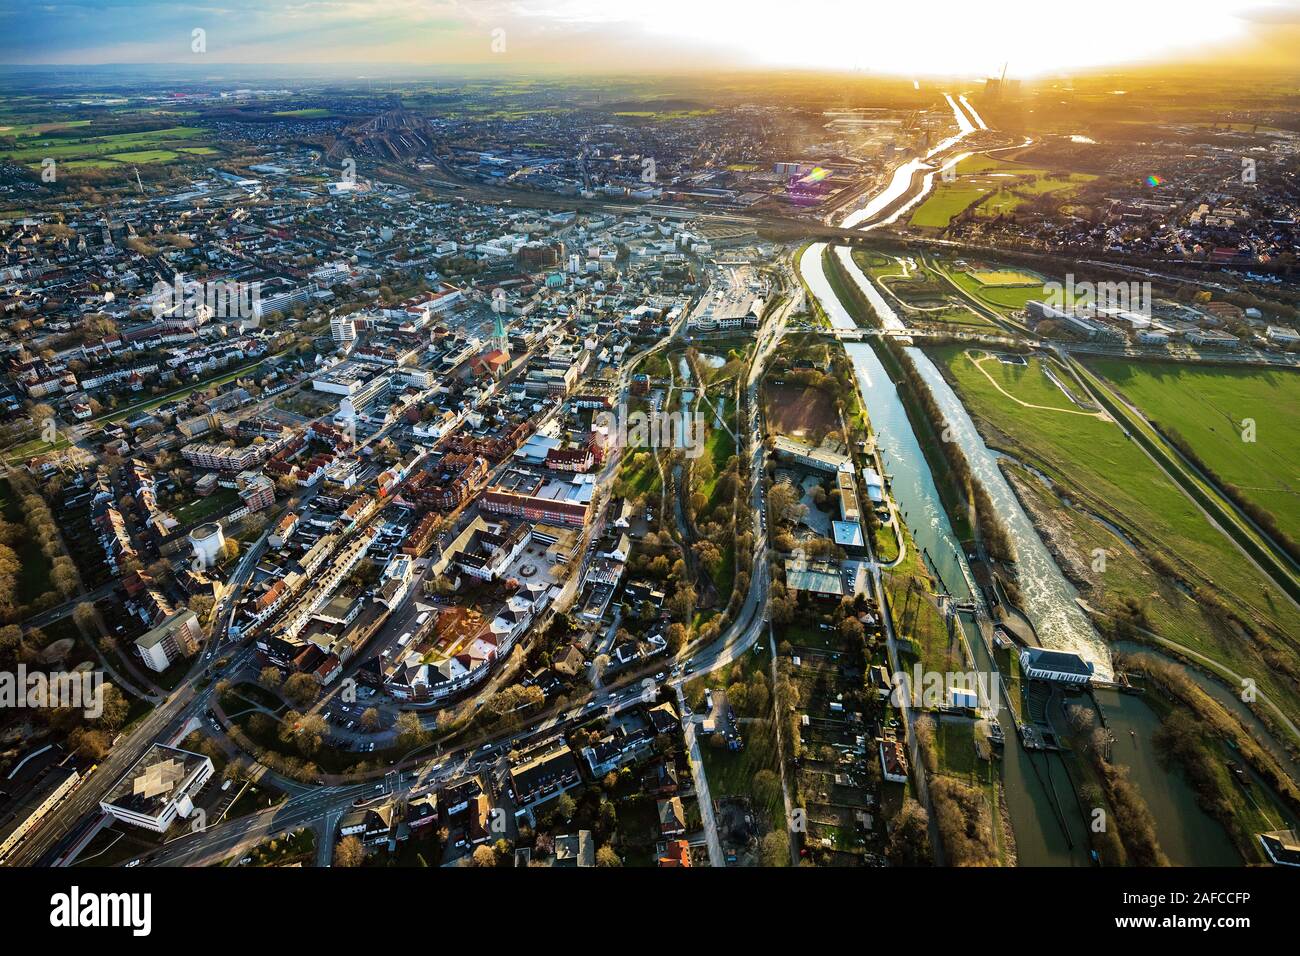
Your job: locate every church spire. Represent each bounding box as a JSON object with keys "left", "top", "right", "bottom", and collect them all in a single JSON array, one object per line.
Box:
[{"left": 492, "top": 310, "right": 510, "bottom": 356}]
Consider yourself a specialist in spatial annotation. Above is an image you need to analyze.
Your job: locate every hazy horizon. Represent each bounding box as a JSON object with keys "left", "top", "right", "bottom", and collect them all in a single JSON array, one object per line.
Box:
[{"left": 5, "top": 0, "right": 1300, "bottom": 79}]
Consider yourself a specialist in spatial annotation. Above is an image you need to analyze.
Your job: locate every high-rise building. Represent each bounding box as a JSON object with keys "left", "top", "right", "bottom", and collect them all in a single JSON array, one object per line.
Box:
[
  {"left": 135, "top": 609, "right": 203, "bottom": 673},
  {"left": 331, "top": 314, "right": 358, "bottom": 345}
]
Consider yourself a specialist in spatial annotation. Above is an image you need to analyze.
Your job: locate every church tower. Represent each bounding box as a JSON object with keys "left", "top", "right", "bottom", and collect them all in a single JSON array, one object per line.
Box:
[{"left": 492, "top": 310, "right": 511, "bottom": 357}]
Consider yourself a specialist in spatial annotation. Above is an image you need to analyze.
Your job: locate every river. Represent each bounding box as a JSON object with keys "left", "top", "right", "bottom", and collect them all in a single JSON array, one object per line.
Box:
[
  {"left": 800, "top": 236, "right": 1266, "bottom": 864},
  {"left": 819, "top": 240, "right": 1112, "bottom": 678},
  {"left": 792, "top": 94, "right": 1273, "bottom": 863},
  {"left": 837, "top": 92, "right": 975, "bottom": 231},
  {"left": 910, "top": 354, "right": 1113, "bottom": 681}
]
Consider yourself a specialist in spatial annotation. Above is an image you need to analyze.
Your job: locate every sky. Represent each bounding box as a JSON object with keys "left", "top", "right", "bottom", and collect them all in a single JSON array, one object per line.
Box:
[{"left": 3, "top": 0, "right": 1300, "bottom": 76}]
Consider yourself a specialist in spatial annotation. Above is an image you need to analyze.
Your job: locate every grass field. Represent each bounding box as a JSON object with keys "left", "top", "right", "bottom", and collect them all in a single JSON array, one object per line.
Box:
[
  {"left": 50, "top": 159, "right": 121, "bottom": 171},
  {"left": 1084, "top": 359, "right": 1300, "bottom": 539},
  {"left": 909, "top": 186, "right": 987, "bottom": 229},
  {"left": 171, "top": 487, "right": 239, "bottom": 526},
  {"left": 927, "top": 344, "right": 1300, "bottom": 715},
  {"left": 909, "top": 155, "right": 1095, "bottom": 230},
  {"left": 0, "top": 126, "right": 205, "bottom": 165},
  {"left": 106, "top": 149, "right": 179, "bottom": 164},
  {"left": 885, "top": 518, "right": 960, "bottom": 675},
  {"left": 616, "top": 449, "right": 661, "bottom": 498},
  {"left": 947, "top": 267, "right": 1045, "bottom": 314}
]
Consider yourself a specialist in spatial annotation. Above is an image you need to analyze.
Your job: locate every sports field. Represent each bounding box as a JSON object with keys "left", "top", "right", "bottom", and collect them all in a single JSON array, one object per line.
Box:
[
  {"left": 968, "top": 270, "right": 1040, "bottom": 287},
  {"left": 1085, "top": 359, "right": 1300, "bottom": 538},
  {"left": 947, "top": 267, "right": 1044, "bottom": 313},
  {"left": 927, "top": 344, "right": 1300, "bottom": 714}
]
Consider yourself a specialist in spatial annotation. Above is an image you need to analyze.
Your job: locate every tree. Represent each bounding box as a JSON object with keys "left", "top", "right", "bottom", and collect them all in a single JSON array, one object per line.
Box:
[
  {"left": 761, "top": 830, "right": 788, "bottom": 867},
  {"left": 69, "top": 727, "right": 111, "bottom": 761},
  {"left": 395, "top": 711, "right": 429, "bottom": 750},
  {"left": 282, "top": 672, "right": 319, "bottom": 708},
  {"left": 665, "top": 585, "right": 696, "bottom": 622},
  {"left": 596, "top": 846, "right": 622, "bottom": 867},
  {"left": 768, "top": 482, "right": 807, "bottom": 528},
  {"left": 554, "top": 792, "right": 576, "bottom": 821},
  {"left": 259, "top": 666, "right": 283, "bottom": 689},
  {"left": 472, "top": 844, "right": 498, "bottom": 867},
  {"left": 335, "top": 836, "right": 365, "bottom": 867},
  {"left": 188, "top": 594, "right": 215, "bottom": 621},
  {"left": 886, "top": 799, "right": 933, "bottom": 866},
  {"left": 72, "top": 602, "right": 98, "bottom": 634},
  {"left": 94, "top": 683, "right": 130, "bottom": 731},
  {"left": 292, "top": 714, "right": 329, "bottom": 756},
  {"left": 360, "top": 707, "right": 381, "bottom": 732},
  {"left": 665, "top": 622, "right": 687, "bottom": 654}
]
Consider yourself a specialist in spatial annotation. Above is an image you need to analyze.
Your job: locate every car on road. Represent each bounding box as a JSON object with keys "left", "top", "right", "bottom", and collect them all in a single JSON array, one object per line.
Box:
[{"left": 654, "top": 671, "right": 665, "bottom": 681}]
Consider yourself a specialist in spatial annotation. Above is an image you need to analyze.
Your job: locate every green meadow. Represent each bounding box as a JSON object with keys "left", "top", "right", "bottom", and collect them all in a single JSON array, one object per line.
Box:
[
  {"left": 1, "top": 126, "right": 205, "bottom": 164},
  {"left": 909, "top": 153, "right": 1096, "bottom": 229},
  {"left": 927, "top": 344, "right": 1300, "bottom": 714},
  {"left": 1085, "top": 359, "right": 1300, "bottom": 538}
]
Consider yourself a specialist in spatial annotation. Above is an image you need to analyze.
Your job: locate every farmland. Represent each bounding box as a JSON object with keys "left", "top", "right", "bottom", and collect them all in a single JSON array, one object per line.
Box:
[{"left": 2, "top": 125, "right": 208, "bottom": 169}]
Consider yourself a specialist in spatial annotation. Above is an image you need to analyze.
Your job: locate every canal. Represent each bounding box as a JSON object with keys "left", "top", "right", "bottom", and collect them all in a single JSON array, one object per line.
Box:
[
  {"left": 802, "top": 244, "right": 1259, "bottom": 865},
  {"left": 844, "top": 338, "right": 1093, "bottom": 864}
]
